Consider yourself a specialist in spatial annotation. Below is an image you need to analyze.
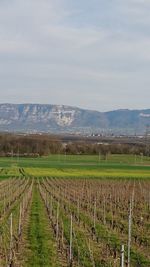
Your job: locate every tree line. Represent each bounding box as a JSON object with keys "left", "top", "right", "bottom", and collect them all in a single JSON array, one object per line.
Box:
[
  {"left": 0, "top": 134, "right": 62, "bottom": 156},
  {"left": 0, "top": 133, "right": 149, "bottom": 157}
]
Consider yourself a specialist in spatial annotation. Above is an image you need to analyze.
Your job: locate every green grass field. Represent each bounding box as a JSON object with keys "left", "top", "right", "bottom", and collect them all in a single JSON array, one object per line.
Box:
[
  {"left": 23, "top": 185, "right": 59, "bottom": 267},
  {"left": 0, "top": 154, "right": 150, "bottom": 179}
]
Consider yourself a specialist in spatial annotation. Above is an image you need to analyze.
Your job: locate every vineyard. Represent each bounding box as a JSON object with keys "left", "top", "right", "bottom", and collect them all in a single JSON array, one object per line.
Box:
[{"left": 0, "top": 177, "right": 150, "bottom": 266}]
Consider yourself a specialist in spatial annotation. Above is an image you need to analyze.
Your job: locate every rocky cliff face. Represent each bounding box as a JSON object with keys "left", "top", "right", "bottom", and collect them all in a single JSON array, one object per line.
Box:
[
  {"left": 0, "top": 104, "right": 150, "bottom": 134},
  {"left": 0, "top": 104, "right": 77, "bottom": 127}
]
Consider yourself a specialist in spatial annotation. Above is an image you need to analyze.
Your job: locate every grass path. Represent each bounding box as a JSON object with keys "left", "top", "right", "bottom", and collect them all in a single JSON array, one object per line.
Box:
[{"left": 22, "top": 183, "right": 59, "bottom": 267}]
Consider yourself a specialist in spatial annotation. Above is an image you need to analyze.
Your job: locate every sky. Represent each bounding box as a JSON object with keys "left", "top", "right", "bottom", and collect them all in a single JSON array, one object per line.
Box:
[{"left": 0, "top": 0, "right": 150, "bottom": 111}]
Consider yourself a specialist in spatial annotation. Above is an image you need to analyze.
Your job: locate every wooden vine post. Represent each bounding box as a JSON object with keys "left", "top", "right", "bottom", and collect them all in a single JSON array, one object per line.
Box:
[
  {"left": 9, "top": 213, "right": 13, "bottom": 265},
  {"left": 50, "top": 195, "right": 53, "bottom": 218},
  {"left": 77, "top": 197, "right": 80, "bottom": 224},
  {"left": 69, "top": 214, "right": 73, "bottom": 266},
  {"left": 128, "top": 187, "right": 135, "bottom": 267},
  {"left": 127, "top": 199, "right": 132, "bottom": 267},
  {"left": 56, "top": 201, "right": 59, "bottom": 241},
  {"left": 3, "top": 193, "right": 6, "bottom": 215},
  {"left": 103, "top": 196, "right": 106, "bottom": 225},
  {"left": 93, "top": 199, "right": 96, "bottom": 229},
  {"left": 120, "top": 245, "right": 124, "bottom": 267},
  {"left": 18, "top": 203, "right": 22, "bottom": 236}
]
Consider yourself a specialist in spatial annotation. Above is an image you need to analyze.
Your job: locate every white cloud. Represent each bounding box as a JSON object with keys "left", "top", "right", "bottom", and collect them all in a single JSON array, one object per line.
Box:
[{"left": 0, "top": 0, "right": 150, "bottom": 111}]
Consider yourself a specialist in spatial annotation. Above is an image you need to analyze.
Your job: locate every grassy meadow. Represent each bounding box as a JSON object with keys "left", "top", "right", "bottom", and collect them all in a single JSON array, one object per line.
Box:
[{"left": 0, "top": 154, "right": 150, "bottom": 179}]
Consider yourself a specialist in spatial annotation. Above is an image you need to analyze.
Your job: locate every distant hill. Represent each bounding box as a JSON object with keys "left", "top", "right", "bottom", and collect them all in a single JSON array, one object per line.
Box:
[{"left": 0, "top": 103, "right": 150, "bottom": 134}]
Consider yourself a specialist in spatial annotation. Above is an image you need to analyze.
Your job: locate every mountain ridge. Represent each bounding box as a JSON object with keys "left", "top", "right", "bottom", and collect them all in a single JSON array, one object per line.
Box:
[{"left": 0, "top": 103, "right": 150, "bottom": 134}]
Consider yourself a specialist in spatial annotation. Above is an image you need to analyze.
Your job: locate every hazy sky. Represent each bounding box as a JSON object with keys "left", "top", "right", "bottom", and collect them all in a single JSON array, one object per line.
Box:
[{"left": 0, "top": 0, "right": 150, "bottom": 111}]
